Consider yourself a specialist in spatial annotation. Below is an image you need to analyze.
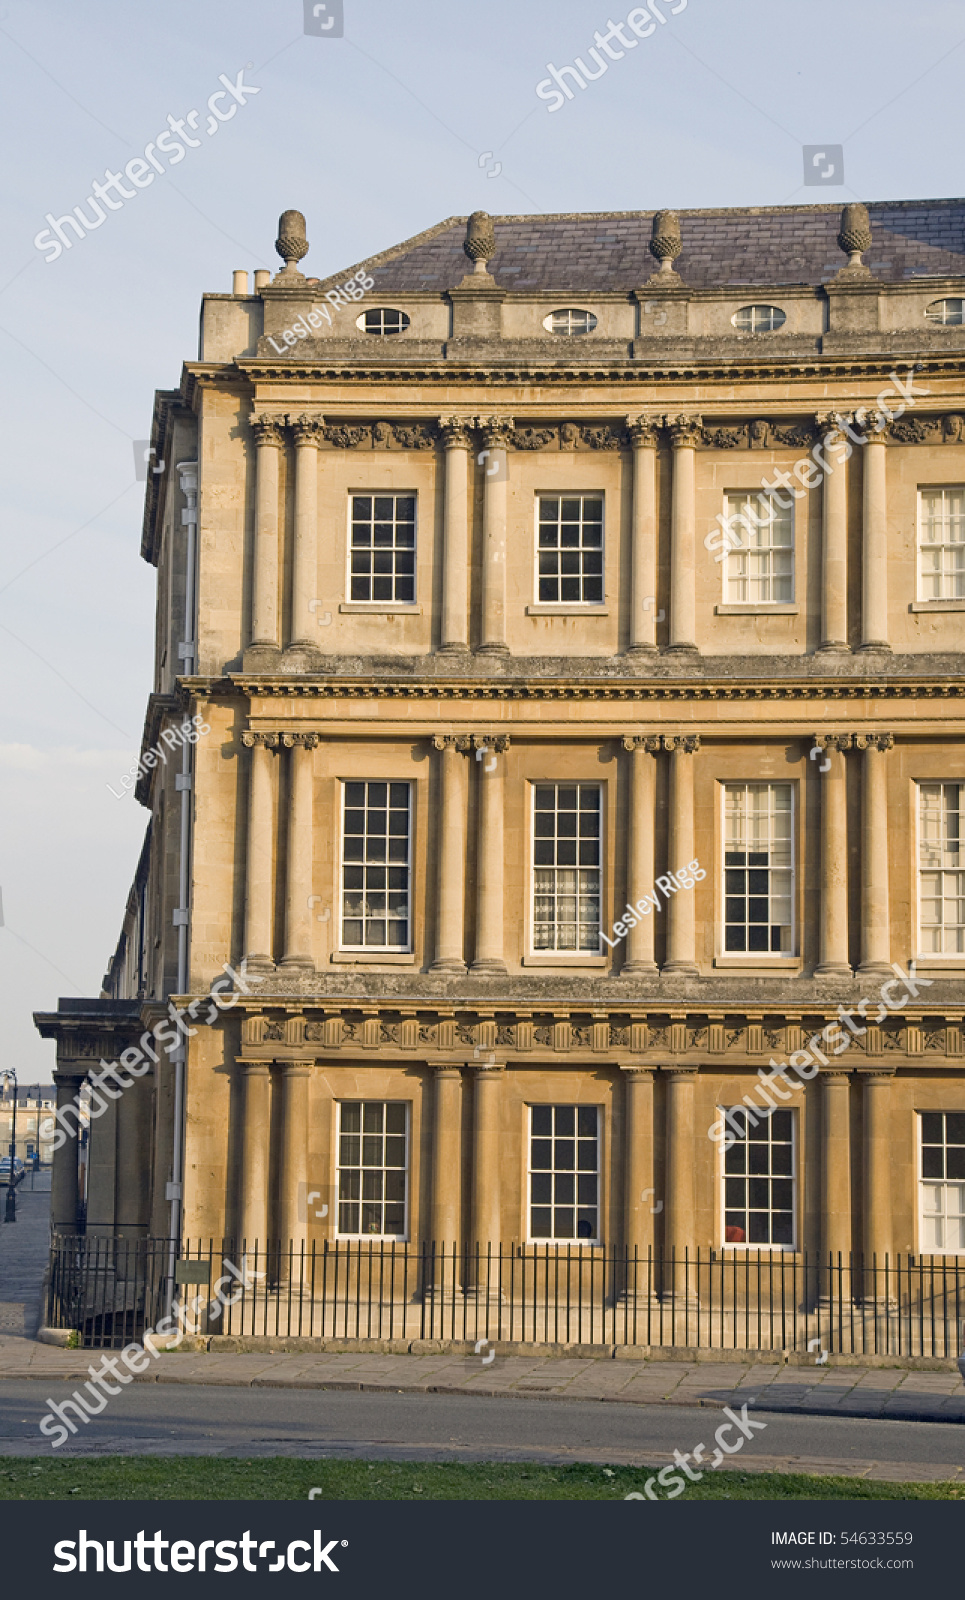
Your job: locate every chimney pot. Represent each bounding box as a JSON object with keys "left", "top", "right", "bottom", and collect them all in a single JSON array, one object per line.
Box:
[{"left": 232, "top": 269, "right": 249, "bottom": 295}]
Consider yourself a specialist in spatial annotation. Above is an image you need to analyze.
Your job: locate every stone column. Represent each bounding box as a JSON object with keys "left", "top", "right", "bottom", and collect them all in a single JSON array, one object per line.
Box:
[
  {"left": 622, "top": 737, "right": 660, "bottom": 974},
  {"left": 50, "top": 1071, "right": 85, "bottom": 1233},
  {"left": 820, "top": 1069, "right": 852, "bottom": 1302},
  {"left": 667, "top": 415, "right": 702, "bottom": 653},
  {"left": 856, "top": 733, "right": 894, "bottom": 978},
  {"left": 438, "top": 417, "right": 473, "bottom": 653},
  {"left": 240, "top": 1062, "right": 271, "bottom": 1247},
  {"left": 627, "top": 415, "right": 661, "bottom": 653},
  {"left": 813, "top": 734, "right": 851, "bottom": 977},
  {"left": 622, "top": 1068, "right": 656, "bottom": 1300},
  {"left": 242, "top": 732, "right": 278, "bottom": 972},
  {"left": 469, "top": 1062, "right": 504, "bottom": 1290},
  {"left": 861, "top": 1069, "right": 895, "bottom": 1293},
  {"left": 817, "top": 417, "right": 850, "bottom": 651},
  {"left": 860, "top": 421, "right": 890, "bottom": 651},
  {"left": 276, "top": 1063, "right": 311, "bottom": 1265},
  {"left": 288, "top": 415, "right": 323, "bottom": 649},
  {"left": 430, "top": 735, "right": 470, "bottom": 972},
  {"left": 250, "top": 415, "right": 284, "bottom": 654},
  {"left": 663, "top": 1067, "right": 697, "bottom": 1300},
  {"left": 430, "top": 1065, "right": 464, "bottom": 1249},
  {"left": 470, "top": 734, "right": 510, "bottom": 975},
  {"left": 476, "top": 416, "right": 512, "bottom": 655},
  {"left": 281, "top": 733, "right": 319, "bottom": 970},
  {"left": 662, "top": 734, "right": 700, "bottom": 976}
]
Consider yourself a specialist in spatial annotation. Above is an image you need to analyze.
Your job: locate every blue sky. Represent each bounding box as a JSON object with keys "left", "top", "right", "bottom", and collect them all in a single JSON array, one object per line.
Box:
[{"left": 2, "top": 0, "right": 963, "bottom": 1079}]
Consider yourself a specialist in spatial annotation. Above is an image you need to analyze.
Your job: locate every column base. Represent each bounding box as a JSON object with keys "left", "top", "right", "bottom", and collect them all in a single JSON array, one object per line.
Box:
[
  {"left": 856, "top": 959, "right": 892, "bottom": 979},
  {"left": 242, "top": 955, "right": 276, "bottom": 976},
  {"left": 623, "top": 643, "right": 658, "bottom": 657},
  {"left": 622, "top": 960, "right": 659, "bottom": 976},
  {"left": 474, "top": 642, "right": 510, "bottom": 657},
  {"left": 661, "top": 961, "right": 699, "bottom": 977},
  {"left": 281, "top": 644, "right": 325, "bottom": 669},
  {"left": 815, "top": 640, "right": 851, "bottom": 654},
  {"left": 279, "top": 954, "right": 314, "bottom": 971},
  {"left": 430, "top": 957, "right": 468, "bottom": 974},
  {"left": 437, "top": 642, "right": 471, "bottom": 657},
  {"left": 662, "top": 642, "right": 699, "bottom": 656},
  {"left": 469, "top": 959, "right": 508, "bottom": 976},
  {"left": 242, "top": 643, "right": 283, "bottom": 671},
  {"left": 857, "top": 641, "right": 892, "bottom": 653},
  {"left": 814, "top": 961, "right": 851, "bottom": 978}
]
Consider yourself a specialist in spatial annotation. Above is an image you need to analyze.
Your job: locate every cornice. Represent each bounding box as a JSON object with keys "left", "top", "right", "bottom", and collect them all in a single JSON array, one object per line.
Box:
[{"left": 180, "top": 668, "right": 965, "bottom": 704}]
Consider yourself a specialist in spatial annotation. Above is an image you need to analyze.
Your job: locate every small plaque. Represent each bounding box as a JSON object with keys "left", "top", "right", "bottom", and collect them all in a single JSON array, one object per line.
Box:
[{"left": 175, "top": 1259, "right": 211, "bottom": 1285}]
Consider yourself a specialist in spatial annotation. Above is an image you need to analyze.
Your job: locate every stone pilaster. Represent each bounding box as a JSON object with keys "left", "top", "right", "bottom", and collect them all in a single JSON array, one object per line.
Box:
[
  {"left": 241, "top": 732, "right": 279, "bottom": 972},
  {"left": 240, "top": 1062, "right": 271, "bottom": 1246},
  {"left": 861, "top": 1068, "right": 895, "bottom": 1282},
  {"left": 622, "top": 736, "right": 661, "bottom": 974},
  {"left": 468, "top": 1062, "right": 504, "bottom": 1293},
  {"left": 50, "top": 1072, "right": 85, "bottom": 1233},
  {"left": 476, "top": 416, "right": 512, "bottom": 655},
  {"left": 276, "top": 1063, "right": 311, "bottom": 1264},
  {"left": 662, "top": 734, "right": 700, "bottom": 975},
  {"left": 813, "top": 734, "right": 851, "bottom": 977},
  {"left": 856, "top": 733, "right": 894, "bottom": 978},
  {"left": 287, "top": 414, "right": 323, "bottom": 650},
  {"left": 663, "top": 1066, "right": 697, "bottom": 1299},
  {"left": 281, "top": 733, "right": 320, "bottom": 970},
  {"left": 622, "top": 1067, "right": 656, "bottom": 1287},
  {"left": 249, "top": 415, "right": 284, "bottom": 659},
  {"left": 860, "top": 419, "right": 890, "bottom": 651},
  {"left": 816, "top": 415, "right": 850, "bottom": 651},
  {"left": 430, "top": 1065, "right": 464, "bottom": 1249},
  {"left": 438, "top": 417, "right": 474, "bottom": 654},
  {"left": 470, "top": 735, "right": 510, "bottom": 975},
  {"left": 626, "top": 415, "right": 661, "bottom": 653},
  {"left": 666, "top": 415, "right": 701, "bottom": 653},
  {"left": 430, "top": 735, "right": 471, "bottom": 973},
  {"left": 820, "top": 1069, "right": 852, "bottom": 1301}
]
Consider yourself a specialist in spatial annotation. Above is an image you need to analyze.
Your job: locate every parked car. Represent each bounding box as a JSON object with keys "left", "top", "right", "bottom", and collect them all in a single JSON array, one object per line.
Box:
[{"left": 0, "top": 1156, "right": 25, "bottom": 1183}]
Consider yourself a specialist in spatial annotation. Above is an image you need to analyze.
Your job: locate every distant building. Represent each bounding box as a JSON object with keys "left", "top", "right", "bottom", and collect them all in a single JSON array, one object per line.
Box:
[
  {"left": 0, "top": 1084, "right": 56, "bottom": 1166},
  {"left": 34, "top": 200, "right": 965, "bottom": 1287}
]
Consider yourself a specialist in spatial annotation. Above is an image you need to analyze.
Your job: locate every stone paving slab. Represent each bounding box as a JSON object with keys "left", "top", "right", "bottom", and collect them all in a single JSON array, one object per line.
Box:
[{"left": 1, "top": 1334, "right": 962, "bottom": 1424}]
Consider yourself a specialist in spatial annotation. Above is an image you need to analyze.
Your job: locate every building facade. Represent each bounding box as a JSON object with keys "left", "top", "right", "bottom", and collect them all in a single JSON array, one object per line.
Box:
[{"left": 36, "top": 200, "right": 965, "bottom": 1301}]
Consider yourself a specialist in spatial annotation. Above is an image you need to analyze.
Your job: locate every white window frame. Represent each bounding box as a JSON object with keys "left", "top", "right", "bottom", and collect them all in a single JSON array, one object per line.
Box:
[
  {"left": 543, "top": 308, "right": 598, "bottom": 336},
  {"left": 925, "top": 298, "right": 965, "bottom": 326},
  {"left": 526, "top": 1102, "right": 602, "bottom": 1245},
  {"left": 718, "top": 1105, "right": 797, "bottom": 1252},
  {"left": 731, "top": 304, "right": 786, "bottom": 333},
  {"left": 916, "top": 486, "right": 965, "bottom": 602},
  {"left": 720, "top": 782, "right": 796, "bottom": 959},
  {"left": 345, "top": 492, "right": 418, "bottom": 608},
  {"left": 722, "top": 490, "right": 795, "bottom": 605},
  {"left": 338, "top": 780, "right": 413, "bottom": 953},
  {"left": 357, "top": 307, "right": 410, "bottom": 336},
  {"left": 529, "top": 781, "right": 604, "bottom": 957},
  {"left": 915, "top": 780, "right": 965, "bottom": 959},
  {"left": 335, "top": 1099, "right": 410, "bottom": 1241},
  {"left": 533, "top": 493, "right": 605, "bottom": 607},
  {"left": 917, "top": 1112, "right": 965, "bottom": 1257}
]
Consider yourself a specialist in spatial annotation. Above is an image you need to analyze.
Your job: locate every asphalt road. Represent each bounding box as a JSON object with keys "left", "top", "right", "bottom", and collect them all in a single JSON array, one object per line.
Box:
[{"left": 1, "top": 1382, "right": 964, "bottom": 1470}]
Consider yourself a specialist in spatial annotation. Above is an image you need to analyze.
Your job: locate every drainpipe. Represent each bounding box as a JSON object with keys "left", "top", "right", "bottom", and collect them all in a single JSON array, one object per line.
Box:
[{"left": 166, "top": 461, "right": 198, "bottom": 1297}]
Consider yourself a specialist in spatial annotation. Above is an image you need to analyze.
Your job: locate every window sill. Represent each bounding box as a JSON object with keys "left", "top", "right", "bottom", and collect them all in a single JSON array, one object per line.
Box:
[
  {"left": 909, "top": 959, "right": 965, "bottom": 973},
  {"left": 339, "top": 603, "right": 422, "bottom": 615},
  {"left": 713, "top": 956, "right": 801, "bottom": 971},
  {"left": 909, "top": 600, "right": 965, "bottom": 612},
  {"left": 714, "top": 604, "right": 799, "bottom": 616},
  {"left": 525, "top": 605, "right": 609, "bottom": 616},
  {"left": 522, "top": 954, "right": 608, "bottom": 968},
  {"left": 331, "top": 951, "right": 417, "bottom": 965}
]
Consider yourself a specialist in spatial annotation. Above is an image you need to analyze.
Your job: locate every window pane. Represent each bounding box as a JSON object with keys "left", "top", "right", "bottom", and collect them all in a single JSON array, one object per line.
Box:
[
  {"left": 337, "top": 1101, "right": 408, "bottom": 1237},
  {"left": 349, "top": 493, "right": 418, "bottom": 601},
  {"left": 722, "top": 784, "right": 795, "bottom": 955},
  {"left": 529, "top": 1106, "right": 600, "bottom": 1241},
  {"left": 530, "top": 783, "right": 602, "bottom": 951},
  {"left": 342, "top": 781, "right": 410, "bottom": 948},
  {"left": 720, "top": 1108, "right": 795, "bottom": 1247},
  {"left": 535, "top": 494, "right": 606, "bottom": 606}
]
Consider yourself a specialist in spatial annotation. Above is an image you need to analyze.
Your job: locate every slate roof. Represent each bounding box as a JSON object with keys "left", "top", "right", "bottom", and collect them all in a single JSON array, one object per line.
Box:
[{"left": 364, "top": 201, "right": 965, "bottom": 294}]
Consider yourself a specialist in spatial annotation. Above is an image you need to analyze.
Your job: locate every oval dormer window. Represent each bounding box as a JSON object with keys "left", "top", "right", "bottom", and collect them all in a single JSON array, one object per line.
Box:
[
  {"left": 732, "top": 304, "right": 786, "bottom": 333},
  {"left": 358, "top": 308, "right": 410, "bottom": 335},
  {"left": 925, "top": 297, "right": 965, "bottom": 326},
  {"left": 544, "top": 308, "right": 598, "bottom": 336}
]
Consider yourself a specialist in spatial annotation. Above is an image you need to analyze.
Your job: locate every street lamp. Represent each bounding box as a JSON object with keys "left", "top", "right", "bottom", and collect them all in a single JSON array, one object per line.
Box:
[{"left": 2, "top": 1068, "right": 17, "bottom": 1222}]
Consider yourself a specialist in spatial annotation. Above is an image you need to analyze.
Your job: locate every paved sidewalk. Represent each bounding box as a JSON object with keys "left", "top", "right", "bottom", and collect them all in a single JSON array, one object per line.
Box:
[
  {"left": 0, "top": 1182, "right": 50, "bottom": 1339},
  {"left": 2, "top": 1336, "right": 963, "bottom": 1425}
]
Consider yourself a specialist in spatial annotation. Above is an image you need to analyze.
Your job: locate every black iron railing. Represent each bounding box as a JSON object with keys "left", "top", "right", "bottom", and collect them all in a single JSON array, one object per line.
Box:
[{"left": 46, "top": 1236, "right": 965, "bottom": 1356}]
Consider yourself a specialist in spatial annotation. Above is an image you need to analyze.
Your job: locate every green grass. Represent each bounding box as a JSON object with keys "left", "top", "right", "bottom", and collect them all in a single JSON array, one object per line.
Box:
[{"left": 0, "top": 1457, "right": 960, "bottom": 1501}]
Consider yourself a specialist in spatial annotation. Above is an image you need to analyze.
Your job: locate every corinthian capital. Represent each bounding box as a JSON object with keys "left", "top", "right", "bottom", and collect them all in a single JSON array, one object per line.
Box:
[
  {"left": 812, "top": 733, "right": 853, "bottom": 753},
  {"left": 438, "top": 415, "right": 475, "bottom": 449},
  {"left": 289, "top": 413, "right": 325, "bottom": 447},
  {"left": 667, "top": 414, "right": 703, "bottom": 448},
  {"left": 251, "top": 413, "right": 285, "bottom": 448},
  {"left": 627, "top": 413, "right": 663, "bottom": 447},
  {"left": 477, "top": 416, "right": 514, "bottom": 450}
]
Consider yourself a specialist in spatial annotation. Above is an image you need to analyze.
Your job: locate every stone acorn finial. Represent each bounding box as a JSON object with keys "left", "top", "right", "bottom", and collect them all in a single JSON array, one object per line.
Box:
[
  {"left": 275, "top": 209, "right": 309, "bottom": 278},
  {"left": 464, "top": 210, "right": 497, "bottom": 275},
  {"left": 649, "top": 210, "right": 682, "bottom": 274},
  {"left": 837, "top": 203, "right": 872, "bottom": 269}
]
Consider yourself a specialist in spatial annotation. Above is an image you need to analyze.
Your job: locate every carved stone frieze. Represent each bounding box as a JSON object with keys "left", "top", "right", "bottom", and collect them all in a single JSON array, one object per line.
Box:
[
  {"left": 509, "top": 426, "right": 556, "bottom": 450},
  {"left": 580, "top": 424, "right": 628, "bottom": 450},
  {"left": 701, "top": 425, "right": 746, "bottom": 450},
  {"left": 324, "top": 424, "right": 370, "bottom": 449}
]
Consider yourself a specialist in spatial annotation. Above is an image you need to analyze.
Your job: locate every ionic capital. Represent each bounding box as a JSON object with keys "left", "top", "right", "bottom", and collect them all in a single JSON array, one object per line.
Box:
[
  {"left": 812, "top": 733, "right": 852, "bottom": 753},
  {"left": 472, "top": 734, "right": 510, "bottom": 753},
  {"left": 661, "top": 734, "right": 700, "bottom": 754},
  {"left": 241, "top": 731, "right": 280, "bottom": 750},
  {"left": 623, "top": 735, "right": 662, "bottom": 754},
  {"left": 432, "top": 733, "right": 472, "bottom": 752},
  {"left": 281, "top": 731, "right": 321, "bottom": 749}
]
